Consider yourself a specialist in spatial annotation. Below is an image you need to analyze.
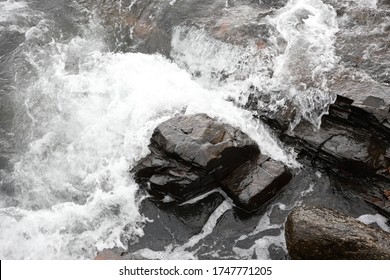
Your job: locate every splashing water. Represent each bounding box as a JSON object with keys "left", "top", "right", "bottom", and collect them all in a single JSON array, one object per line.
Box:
[
  {"left": 268, "top": 0, "right": 339, "bottom": 129},
  {"left": 2, "top": 0, "right": 369, "bottom": 260},
  {"left": 350, "top": 0, "right": 378, "bottom": 9},
  {"left": 171, "top": 0, "right": 339, "bottom": 130},
  {"left": 0, "top": 3, "right": 298, "bottom": 258}
]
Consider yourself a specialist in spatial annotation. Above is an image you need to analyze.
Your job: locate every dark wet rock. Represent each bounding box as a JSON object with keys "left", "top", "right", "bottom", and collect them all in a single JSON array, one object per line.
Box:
[
  {"left": 221, "top": 154, "right": 292, "bottom": 212},
  {"left": 95, "top": 248, "right": 127, "bottom": 260},
  {"left": 132, "top": 113, "right": 293, "bottom": 213},
  {"left": 95, "top": 248, "right": 148, "bottom": 260},
  {"left": 329, "top": 79, "right": 390, "bottom": 124},
  {"left": 277, "top": 116, "right": 390, "bottom": 217},
  {"left": 268, "top": 244, "right": 287, "bottom": 260},
  {"left": 364, "top": 189, "right": 390, "bottom": 218},
  {"left": 132, "top": 113, "right": 259, "bottom": 201},
  {"left": 285, "top": 205, "right": 390, "bottom": 260},
  {"left": 379, "top": 0, "right": 390, "bottom": 7},
  {"left": 385, "top": 190, "right": 390, "bottom": 200},
  {"left": 264, "top": 95, "right": 390, "bottom": 180}
]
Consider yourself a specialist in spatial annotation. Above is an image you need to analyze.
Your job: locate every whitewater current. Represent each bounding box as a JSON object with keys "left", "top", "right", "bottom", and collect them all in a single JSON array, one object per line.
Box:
[{"left": 0, "top": 0, "right": 387, "bottom": 259}]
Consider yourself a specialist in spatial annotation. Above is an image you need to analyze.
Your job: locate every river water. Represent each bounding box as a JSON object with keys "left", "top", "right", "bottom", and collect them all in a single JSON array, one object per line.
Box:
[{"left": 0, "top": 0, "right": 389, "bottom": 259}]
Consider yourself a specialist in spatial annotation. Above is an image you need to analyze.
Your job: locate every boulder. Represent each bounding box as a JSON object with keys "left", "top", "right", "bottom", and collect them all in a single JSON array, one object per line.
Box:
[
  {"left": 221, "top": 154, "right": 292, "bottom": 212},
  {"left": 132, "top": 113, "right": 260, "bottom": 201},
  {"left": 285, "top": 205, "right": 390, "bottom": 260},
  {"left": 95, "top": 249, "right": 127, "bottom": 260}
]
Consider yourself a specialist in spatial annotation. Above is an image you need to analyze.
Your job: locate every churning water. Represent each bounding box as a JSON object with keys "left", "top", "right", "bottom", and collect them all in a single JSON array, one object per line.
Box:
[{"left": 0, "top": 0, "right": 387, "bottom": 259}]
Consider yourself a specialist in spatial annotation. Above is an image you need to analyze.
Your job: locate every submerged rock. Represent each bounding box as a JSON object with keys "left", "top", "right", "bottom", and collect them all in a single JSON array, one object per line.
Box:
[
  {"left": 132, "top": 113, "right": 259, "bottom": 201},
  {"left": 221, "top": 154, "right": 292, "bottom": 212},
  {"left": 285, "top": 205, "right": 390, "bottom": 260}
]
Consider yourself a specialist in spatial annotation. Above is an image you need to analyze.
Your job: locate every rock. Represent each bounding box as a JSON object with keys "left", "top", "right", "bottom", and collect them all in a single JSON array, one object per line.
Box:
[
  {"left": 221, "top": 154, "right": 292, "bottom": 212},
  {"left": 379, "top": 0, "right": 390, "bottom": 7},
  {"left": 364, "top": 191, "right": 390, "bottom": 218},
  {"left": 329, "top": 79, "right": 390, "bottom": 123},
  {"left": 132, "top": 113, "right": 260, "bottom": 201},
  {"left": 273, "top": 95, "right": 390, "bottom": 178},
  {"left": 95, "top": 248, "right": 148, "bottom": 260},
  {"left": 285, "top": 205, "right": 390, "bottom": 260},
  {"left": 385, "top": 190, "right": 390, "bottom": 200},
  {"left": 95, "top": 249, "right": 127, "bottom": 260}
]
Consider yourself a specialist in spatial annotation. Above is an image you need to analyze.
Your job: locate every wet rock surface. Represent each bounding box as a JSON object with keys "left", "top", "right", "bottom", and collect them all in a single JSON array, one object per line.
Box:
[
  {"left": 95, "top": 248, "right": 128, "bottom": 260},
  {"left": 84, "top": 0, "right": 390, "bottom": 259},
  {"left": 295, "top": 101, "right": 389, "bottom": 176},
  {"left": 127, "top": 113, "right": 298, "bottom": 259},
  {"left": 132, "top": 113, "right": 293, "bottom": 214},
  {"left": 132, "top": 113, "right": 260, "bottom": 202},
  {"left": 254, "top": 90, "right": 390, "bottom": 221},
  {"left": 285, "top": 205, "right": 390, "bottom": 260},
  {"left": 221, "top": 154, "right": 292, "bottom": 212}
]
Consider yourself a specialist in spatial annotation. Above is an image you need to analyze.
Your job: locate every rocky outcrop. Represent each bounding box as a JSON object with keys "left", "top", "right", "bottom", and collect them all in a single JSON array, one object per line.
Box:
[
  {"left": 132, "top": 113, "right": 292, "bottom": 212},
  {"left": 296, "top": 107, "right": 389, "bottom": 176},
  {"left": 258, "top": 95, "right": 390, "bottom": 179},
  {"left": 132, "top": 113, "right": 260, "bottom": 201},
  {"left": 285, "top": 205, "right": 390, "bottom": 260},
  {"left": 221, "top": 154, "right": 292, "bottom": 212},
  {"left": 269, "top": 94, "right": 390, "bottom": 218}
]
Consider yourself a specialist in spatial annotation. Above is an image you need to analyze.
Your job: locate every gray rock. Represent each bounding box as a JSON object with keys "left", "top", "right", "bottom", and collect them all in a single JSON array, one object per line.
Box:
[
  {"left": 285, "top": 205, "right": 390, "bottom": 260},
  {"left": 329, "top": 80, "right": 390, "bottom": 123},
  {"left": 275, "top": 95, "right": 390, "bottom": 178},
  {"left": 221, "top": 154, "right": 292, "bottom": 212},
  {"left": 132, "top": 113, "right": 260, "bottom": 201}
]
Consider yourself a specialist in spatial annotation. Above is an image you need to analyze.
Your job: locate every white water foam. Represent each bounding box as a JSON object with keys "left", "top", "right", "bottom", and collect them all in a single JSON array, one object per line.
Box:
[
  {"left": 0, "top": 12, "right": 298, "bottom": 258},
  {"left": 171, "top": 25, "right": 274, "bottom": 107},
  {"left": 267, "top": 0, "right": 339, "bottom": 129},
  {"left": 0, "top": 0, "right": 41, "bottom": 33},
  {"left": 131, "top": 200, "right": 232, "bottom": 260},
  {"left": 350, "top": 0, "right": 378, "bottom": 9},
  {"left": 171, "top": 0, "right": 339, "bottom": 130},
  {"left": 0, "top": 0, "right": 27, "bottom": 22},
  {"left": 357, "top": 214, "right": 390, "bottom": 233},
  {"left": 233, "top": 203, "right": 288, "bottom": 259}
]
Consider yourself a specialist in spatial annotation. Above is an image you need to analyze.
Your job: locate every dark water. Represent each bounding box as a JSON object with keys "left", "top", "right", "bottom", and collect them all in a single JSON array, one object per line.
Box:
[{"left": 0, "top": 0, "right": 389, "bottom": 259}]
